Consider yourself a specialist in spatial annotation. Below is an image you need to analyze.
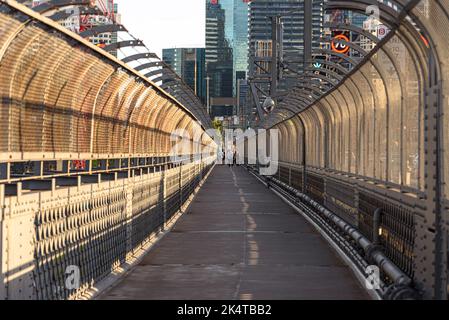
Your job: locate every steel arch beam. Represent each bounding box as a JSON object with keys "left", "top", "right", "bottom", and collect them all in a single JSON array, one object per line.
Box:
[
  {"left": 145, "top": 68, "right": 166, "bottom": 79},
  {"left": 323, "top": 22, "right": 381, "bottom": 44},
  {"left": 134, "top": 61, "right": 164, "bottom": 72},
  {"left": 304, "top": 67, "right": 344, "bottom": 83},
  {"left": 80, "top": 24, "right": 127, "bottom": 38},
  {"left": 49, "top": 6, "right": 103, "bottom": 21},
  {"left": 122, "top": 52, "right": 159, "bottom": 63},
  {"left": 321, "top": 36, "right": 369, "bottom": 57},
  {"left": 297, "top": 73, "right": 339, "bottom": 88},
  {"left": 290, "top": 90, "right": 319, "bottom": 105},
  {"left": 314, "top": 49, "right": 361, "bottom": 67},
  {"left": 307, "top": 59, "right": 351, "bottom": 76},
  {"left": 104, "top": 40, "right": 145, "bottom": 52},
  {"left": 151, "top": 73, "right": 178, "bottom": 84},
  {"left": 281, "top": 96, "right": 312, "bottom": 112},
  {"left": 292, "top": 84, "right": 327, "bottom": 99},
  {"left": 32, "top": 0, "right": 91, "bottom": 14}
]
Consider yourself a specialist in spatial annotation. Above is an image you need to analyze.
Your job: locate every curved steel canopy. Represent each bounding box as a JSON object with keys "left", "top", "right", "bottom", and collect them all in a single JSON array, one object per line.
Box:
[
  {"left": 265, "top": 0, "right": 418, "bottom": 128},
  {"left": 19, "top": 0, "right": 211, "bottom": 128}
]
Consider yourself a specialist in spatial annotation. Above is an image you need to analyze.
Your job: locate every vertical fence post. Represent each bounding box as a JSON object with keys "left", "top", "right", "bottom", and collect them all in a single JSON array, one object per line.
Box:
[
  {"left": 125, "top": 175, "right": 134, "bottom": 262},
  {"left": 0, "top": 184, "right": 5, "bottom": 299},
  {"left": 179, "top": 163, "right": 183, "bottom": 212},
  {"left": 0, "top": 191, "right": 37, "bottom": 300},
  {"left": 299, "top": 116, "right": 307, "bottom": 193},
  {"left": 288, "top": 166, "right": 292, "bottom": 186},
  {"left": 163, "top": 164, "right": 168, "bottom": 230},
  {"left": 415, "top": 52, "right": 447, "bottom": 299}
]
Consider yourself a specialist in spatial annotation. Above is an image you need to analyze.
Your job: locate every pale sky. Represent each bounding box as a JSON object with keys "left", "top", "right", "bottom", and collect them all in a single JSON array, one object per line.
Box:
[{"left": 115, "top": 0, "right": 206, "bottom": 58}]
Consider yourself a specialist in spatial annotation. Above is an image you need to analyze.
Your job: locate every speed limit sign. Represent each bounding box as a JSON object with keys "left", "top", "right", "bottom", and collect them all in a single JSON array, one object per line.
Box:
[{"left": 331, "top": 34, "right": 350, "bottom": 54}]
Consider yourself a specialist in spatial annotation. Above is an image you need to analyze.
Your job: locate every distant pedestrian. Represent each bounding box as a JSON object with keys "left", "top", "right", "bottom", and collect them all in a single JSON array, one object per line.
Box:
[
  {"left": 227, "top": 148, "right": 233, "bottom": 167},
  {"left": 234, "top": 149, "right": 239, "bottom": 166}
]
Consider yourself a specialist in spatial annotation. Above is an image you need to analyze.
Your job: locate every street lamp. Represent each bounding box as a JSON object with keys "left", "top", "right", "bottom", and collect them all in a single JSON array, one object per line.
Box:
[
  {"left": 236, "top": 78, "right": 242, "bottom": 127},
  {"left": 263, "top": 96, "right": 276, "bottom": 113}
]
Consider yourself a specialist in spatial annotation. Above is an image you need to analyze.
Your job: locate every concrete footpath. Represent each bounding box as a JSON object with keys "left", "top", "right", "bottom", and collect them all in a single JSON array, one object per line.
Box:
[{"left": 100, "top": 166, "right": 369, "bottom": 300}]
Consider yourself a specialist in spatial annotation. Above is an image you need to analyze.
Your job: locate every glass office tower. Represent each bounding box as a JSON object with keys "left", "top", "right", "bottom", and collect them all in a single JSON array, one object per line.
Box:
[
  {"left": 206, "top": 0, "right": 234, "bottom": 100},
  {"left": 162, "top": 48, "right": 207, "bottom": 103}
]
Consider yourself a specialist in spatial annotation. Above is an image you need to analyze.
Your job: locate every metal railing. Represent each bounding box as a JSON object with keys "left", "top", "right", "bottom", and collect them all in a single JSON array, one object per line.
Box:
[{"left": 0, "top": 156, "right": 215, "bottom": 300}]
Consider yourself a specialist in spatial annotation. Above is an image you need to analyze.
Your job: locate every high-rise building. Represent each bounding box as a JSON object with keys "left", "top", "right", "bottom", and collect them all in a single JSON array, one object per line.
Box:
[
  {"left": 220, "top": 0, "right": 249, "bottom": 93},
  {"left": 206, "top": 0, "right": 249, "bottom": 118},
  {"left": 206, "top": 0, "right": 234, "bottom": 98},
  {"left": 162, "top": 48, "right": 207, "bottom": 103},
  {"left": 206, "top": 0, "right": 234, "bottom": 117}
]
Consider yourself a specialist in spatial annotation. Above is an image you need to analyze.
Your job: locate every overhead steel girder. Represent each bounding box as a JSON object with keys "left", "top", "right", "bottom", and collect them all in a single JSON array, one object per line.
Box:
[
  {"left": 314, "top": 48, "right": 361, "bottom": 67},
  {"left": 323, "top": 22, "right": 381, "bottom": 44},
  {"left": 32, "top": 0, "right": 91, "bottom": 14},
  {"left": 79, "top": 24, "right": 127, "bottom": 38},
  {"left": 162, "top": 85, "right": 195, "bottom": 99},
  {"left": 284, "top": 58, "right": 351, "bottom": 78},
  {"left": 104, "top": 39, "right": 145, "bottom": 52},
  {"left": 291, "top": 83, "right": 327, "bottom": 99},
  {"left": 325, "top": 0, "right": 402, "bottom": 28},
  {"left": 270, "top": 110, "right": 296, "bottom": 125},
  {"left": 292, "top": 80, "right": 333, "bottom": 97},
  {"left": 306, "top": 59, "right": 350, "bottom": 77},
  {"left": 296, "top": 73, "right": 339, "bottom": 88},
  {"left": 122, "top": 52, "right": 159, "bottom": 63},
  {"left": 304, "top": 67, "right": 344, "bottom": 83},
  {"left": 157, "top": 74, "right": 203, "bottom": 108},
  {"left": 280, "top": 96, "right": 311, "bottom": 113},
  {"left": 163, "top": 83, "right": 203, "bottom": 110},
  {"left": 49, "top": 6, "right": 103, "bottom": 21},
  {"left": 284, "top": 92, "right": 314, "bottom": 106},
  {"left": 134, "top": 61, "right": 164, "bottom": 72},
  {"left": 151, "top": 73, "right": 178, "bottom": 84},
  {"left": 164, "top": 87, "right": 192, "bottom": 106},
  {"left": 277, "top": 104, "right": 306, "bottom": 117},
  {"left": 270, "top": 112, "right": 291, "bottom": 124},
  {"left": 173, "top": 92, "right": 205, "bottom": 116},
  {"left": 250, "top": 83, "right": 265, "bottom": 120},
  {"left": 160, "top": 79, "right": 181, "bottom": 89},
  {"left": 145, "top": 68, "right": 166, "bottom": 79},
  {"left": 282, "top": 61, "right": 344, "bottom": 86},
  {"left": 288, "top": 53, "right": 351, "bottom": 75},
  {"left": 289, "top": 89, "right": 319, "bottom": 105},
  {"left": 284, "top": 95, "right": 314, "bottom": 110},
  {"left": 282, "top": 96, "right": 308, "bottom": 109},
  {"left": 162, "top": 85, "right": 187, "bottom": 100}
]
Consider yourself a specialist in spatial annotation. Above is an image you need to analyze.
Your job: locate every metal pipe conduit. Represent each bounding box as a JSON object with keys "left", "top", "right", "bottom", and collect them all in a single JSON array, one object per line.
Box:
[{"left": 269, "top": 176, "right": 411, "bottom": 286}]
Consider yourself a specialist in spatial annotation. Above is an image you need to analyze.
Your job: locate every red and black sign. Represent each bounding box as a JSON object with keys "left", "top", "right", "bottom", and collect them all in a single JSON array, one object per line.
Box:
[{"left": 331, "top": 31, "right": 350, "bottom": 54}]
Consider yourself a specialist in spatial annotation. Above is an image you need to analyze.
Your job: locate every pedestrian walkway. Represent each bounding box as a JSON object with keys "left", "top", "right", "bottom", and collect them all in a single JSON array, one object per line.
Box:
[{"left": 100, "top": 166, "right": 369, "bottom": 300}]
